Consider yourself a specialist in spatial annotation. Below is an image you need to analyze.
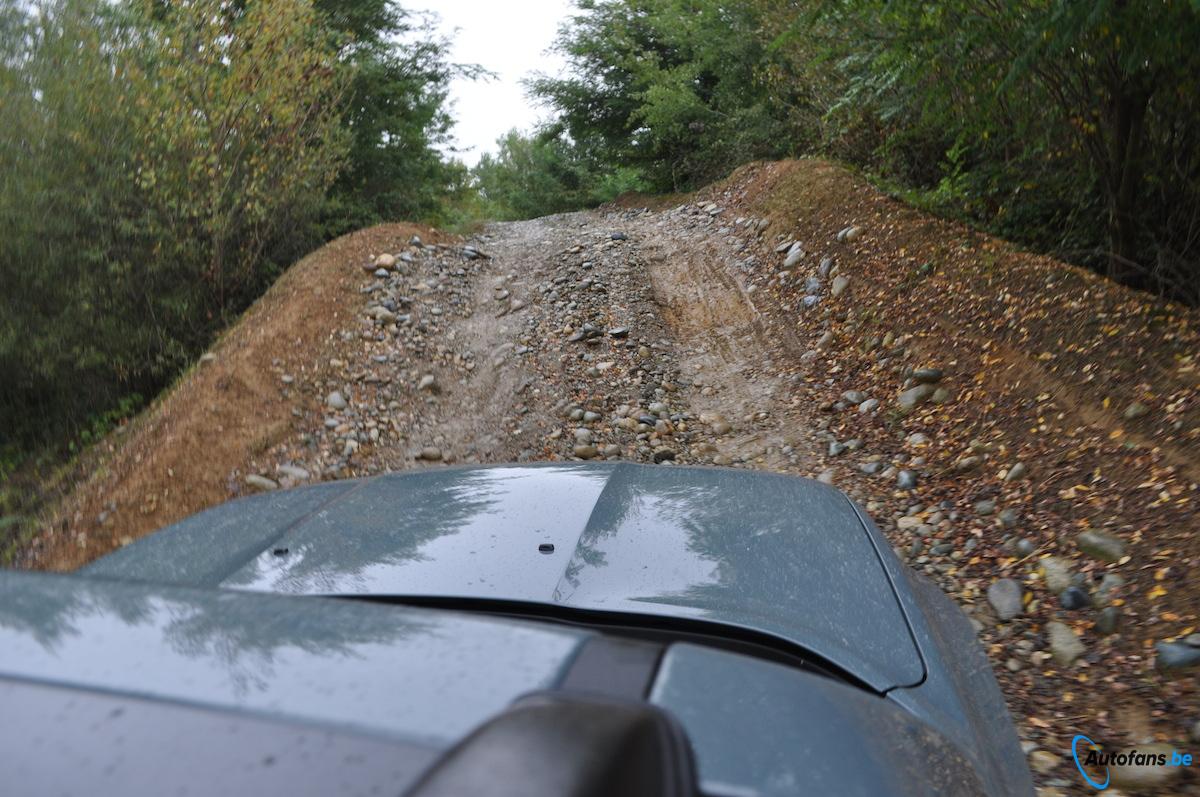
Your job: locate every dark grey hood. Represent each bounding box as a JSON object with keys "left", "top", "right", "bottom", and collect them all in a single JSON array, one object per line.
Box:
[{"left": 86, "top": 463, "right": 925, "bottom": 692}]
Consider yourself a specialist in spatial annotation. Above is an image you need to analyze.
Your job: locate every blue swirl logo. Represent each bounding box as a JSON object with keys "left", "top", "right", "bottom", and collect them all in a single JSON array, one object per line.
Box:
[{"left": 1072, "top": 735, "right": 1110, "bottom": 790}]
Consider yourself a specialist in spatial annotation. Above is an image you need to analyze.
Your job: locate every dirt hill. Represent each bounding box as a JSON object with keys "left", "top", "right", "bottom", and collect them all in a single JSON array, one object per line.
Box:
[{"left": 24, "top": 158, "right": 1200, "bottom": 794}]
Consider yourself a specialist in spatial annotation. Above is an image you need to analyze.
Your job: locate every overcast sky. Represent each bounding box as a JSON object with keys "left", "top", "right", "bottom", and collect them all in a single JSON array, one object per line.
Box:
[{"left": 418, "top": 0, "right": 576, "bottom": 166}]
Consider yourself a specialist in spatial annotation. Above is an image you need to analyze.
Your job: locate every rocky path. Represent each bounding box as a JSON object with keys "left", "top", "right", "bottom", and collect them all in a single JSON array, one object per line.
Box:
[
  {"left": 261, "top": 204, "right": 817, "bottom": 484},
  {"left": 32, "top": 168, "right": 1200, "bottom": 795},
  {"left": 262, "top": 199, "right": 1196, "bottom": 796}
]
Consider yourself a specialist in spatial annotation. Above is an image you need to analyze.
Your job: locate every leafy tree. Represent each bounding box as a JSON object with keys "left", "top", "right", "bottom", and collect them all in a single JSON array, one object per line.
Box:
[
  {"left": 315, "top": 0, "right": 479, "bottom": 234},
  {"left": 473, "top": 128, "right": 644, "bottom": 220},
  {"left": 540, "top": 0, "right": 1200, "bottom": 303},
  {"left": 0, "top": 0, "right": 351, "bottom": 452},
  {"left": 771, "top": 0, "right": 1200, "bottom": 301},
  {"left": 129, "top": 0, "right": 350, "bottom": 315},
  {"left": 531, "top": 0, "right": 804, "bottom": 191}
]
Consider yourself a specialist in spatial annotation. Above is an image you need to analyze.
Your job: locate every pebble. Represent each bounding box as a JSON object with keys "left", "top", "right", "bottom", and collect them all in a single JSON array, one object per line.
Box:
[
  {"left": 1123, "top": 401, "right": 1150, "bottom": 420},
  {"left": 418, "top": 374, "right": 438, "bottom": 392},
  {"left": 896, "top": 470, "right": 918, "bottom": 490},
  {"left": 858, "top": 398, "right": 879, "bottom": 413},
  {"left": 326, "top": 391, "right": 348, "bottom": 410},
  {"left": 1076, "top": 529, "right": 1126, "bottom": 562},
  {"left": 973, "top": 499, "right": 996, "bottom": 515},
  {"left": 831, "top": 275, "right": 850, "bottom": 297},
  {"left": 1028, "top": 750, "right": 1059, "bottom": 774},
  {"left": 1059, "top": 586, "right": 1091, "bottom": 610},
  {"left": 277, "top": 464, "right": 309, "bottom": 481},
  {"left": 1045, "top": 621, "right": 1085, "bottom": 666},
  {"left": 1004, "top": 462, "right": 1028, "bottom": 482},
  {"left": 1156, "top": 640, "right": 1200, "bottom": 672},
  {"left": 912, "top": 368, "right": 943, "bottom": 384},
  {"left": 1039, "top": 557, "right": 1073, "bottom": 593},
  {"left": 573, "top": 444, "right": 598, "bottom": 459},
  {"left": 245, "top": 474, "right": 278, "bottom": 491},
  {"left": 417, "top": 447, "right": 443, "bottom": 461},
  {"left": 1095, "top": 607, "right": 1120, "bottom": 635},
  {"left": 1094, "top": 573, "right": 1125, "bottom": 606},
  {"left": 953, "top": 455, "right": 983, "bottom": 472},
  {"left": 987, "top": 578, "right": 1024, "bottom": 620}
]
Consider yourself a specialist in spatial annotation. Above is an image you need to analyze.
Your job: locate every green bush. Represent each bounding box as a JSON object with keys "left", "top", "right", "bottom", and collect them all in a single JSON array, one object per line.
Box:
[
  {"left": 537, "top": 0, "right": 1200, "bottom": 305},
  {"left": 0, "top": 0, "right": 466, "bottom": 458},
  {"left": 472, "top": 129, "right": 645, "bottom": 220}
]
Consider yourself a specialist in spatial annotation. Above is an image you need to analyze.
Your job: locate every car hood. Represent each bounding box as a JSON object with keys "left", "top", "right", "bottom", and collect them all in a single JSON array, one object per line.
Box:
[
  {"left": 86, "top": 463, "right": 925, "bottom": 691},
  {"left": 0, "top": 569, "right": 587, "bottom": 749}
]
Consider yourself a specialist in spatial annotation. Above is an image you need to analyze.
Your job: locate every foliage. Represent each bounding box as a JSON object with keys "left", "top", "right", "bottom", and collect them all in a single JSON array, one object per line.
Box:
[
  {"left": 0, "top": 0, "right": 454, "bottom": 456},
  {"left": 314, "top": 0, "right": 475, "bottom": 235},
  {"left": 537, "top": 0, "right": 1200, "bottom": 304},
  {"left": 130, "top": 0, "right": 350, "bottom": 315},
  {"left": 531, "top": 0, "right": 808, "bottom": 192},
  {"left": 472, "top": 128, "right": 645, "bottom": 220},
  {"left": 798, "top": 0, "right": 1200, "bottom": 302}
]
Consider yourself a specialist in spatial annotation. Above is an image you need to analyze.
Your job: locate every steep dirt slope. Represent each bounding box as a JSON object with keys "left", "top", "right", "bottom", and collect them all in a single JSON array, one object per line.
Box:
[{"left": 23, "top": 158, "right": 1200, "bottom": 794}]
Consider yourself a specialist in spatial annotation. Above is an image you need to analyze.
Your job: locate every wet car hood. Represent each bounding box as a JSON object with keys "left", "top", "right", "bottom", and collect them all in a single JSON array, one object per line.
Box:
[{"left": 86, "top": 463, "right": 925, "bottom": 691}]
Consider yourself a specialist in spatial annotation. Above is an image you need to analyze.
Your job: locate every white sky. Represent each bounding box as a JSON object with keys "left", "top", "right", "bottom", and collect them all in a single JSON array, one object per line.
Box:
[{"left": 418, "top": 0, "right": 576, "bottom": 166}]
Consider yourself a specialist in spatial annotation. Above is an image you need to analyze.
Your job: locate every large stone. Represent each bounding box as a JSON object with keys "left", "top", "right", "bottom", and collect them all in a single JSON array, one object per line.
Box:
[
  {"left": 987, "top": 579, "right": 1024, "bottom": 620},
  {"left": 1156, "top": 641, "right": 1200, "bottom": 672},
  {"left": 897, "top": 384, "right": 937, "bottom": 411},
  {"left": 1076, "top": 529, "right": 1126, "bottom": 562},
  {"left": 1046, "top": 621, "right": 1085, "bottom": 666},
  {"left": 1039, "top": 556, "right": 1073, "bottom": 593}
]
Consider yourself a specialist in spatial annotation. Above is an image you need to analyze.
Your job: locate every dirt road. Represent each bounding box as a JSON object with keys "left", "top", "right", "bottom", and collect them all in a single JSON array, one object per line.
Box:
[{"left": 27, "top": 160, "right": 1200, "bottom": 795}]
